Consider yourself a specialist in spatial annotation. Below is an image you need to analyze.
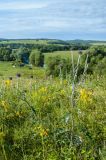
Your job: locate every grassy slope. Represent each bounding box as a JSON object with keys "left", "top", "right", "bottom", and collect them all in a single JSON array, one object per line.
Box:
[
  {"left": 0, "top": 62, "right": 45, "bottom": 78},
  {"left": 44, "top": 50, "right": 87, "bottom": 65},
  {"left": 0, "top": 40, "right": 48, "bottom": 45},
  {"left": 44, "top": 50, "right": 79, "bottom": 60},
  {"left": 91, "top": 43, "right": 106, "bottom": 45}
]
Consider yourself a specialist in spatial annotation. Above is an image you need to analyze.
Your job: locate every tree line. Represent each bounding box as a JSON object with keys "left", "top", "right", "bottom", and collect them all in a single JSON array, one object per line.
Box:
[
  {"left": 0, "top": 42, "right": 90, "bottom": 62},
  {"left": 0, "top": 44, "right": 105, "bottom": 77}
]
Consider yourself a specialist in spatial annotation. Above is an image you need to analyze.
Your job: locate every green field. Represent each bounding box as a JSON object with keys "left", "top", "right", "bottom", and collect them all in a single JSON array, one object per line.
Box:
[
  {"left": 0, "top": 39, "right": 48, "bottom": 45},
  {"left": 44, "top": 50, "right": 79, "bottom": 58},
  {"left": 0, "top": 62, "right": 45, "bottom": 79},
  {"left": 44, "top": 50, "right": 79, "bottom": 64},
  {"left": 91, "top": 42, "right": 106, "bottom": 45},
  {"left": 0, "top": 51, "right": 80, "bottom": 78}
]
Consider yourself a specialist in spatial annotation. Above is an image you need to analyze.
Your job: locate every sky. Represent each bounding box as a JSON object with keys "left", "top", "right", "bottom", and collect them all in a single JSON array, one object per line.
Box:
[{"left": 0, "top": 0, "right": 106, "bottom": 40}]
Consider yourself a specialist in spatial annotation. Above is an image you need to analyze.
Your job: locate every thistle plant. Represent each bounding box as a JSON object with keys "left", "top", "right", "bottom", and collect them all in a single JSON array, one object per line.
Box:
[{"left": 69, "top": 49, "right": 89, "bottom": 146}]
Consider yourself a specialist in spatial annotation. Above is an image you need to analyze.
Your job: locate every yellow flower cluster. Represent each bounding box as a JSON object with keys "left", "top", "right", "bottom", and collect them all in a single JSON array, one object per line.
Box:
[
  {"left": 1, "top": 100, "right": 8, "bottom": 112},
  {"left": 31, "top": 85, "right": 67, "bottom": 107},
  {"left": 80, "top": 88, "right": 93, "bottom": 104},
  {"left": 63, "top": 80, "right": 68, "bottom": 85},
  {"left": 33, "top": 125, "right": 48, "bottom": 137},
  {"left": 38, "top": 87, "right": 47, "bottom": 93},
  {"left": 5, "top": 80, "right": 11, "bottom": 87},
  {"left": 40, "top": 129, "right": 48, "bottom": 137},
  {"left": 15, "top": 111, "right": 21, "bottom": 117},
  {"left": 60, "top": 89, "right": 66, "bottom": 96}
]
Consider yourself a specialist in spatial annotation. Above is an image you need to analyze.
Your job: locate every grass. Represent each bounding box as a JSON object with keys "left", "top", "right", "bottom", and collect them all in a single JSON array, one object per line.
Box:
[
  {"left": 44, "top": 50, "right": 81, "bottom": 64},
  {"left": 0, "top": 73, "right": 106, "bottom": 160},
  {"left": 0, "top": 61, "right": 45, "bottom": 78},
  {"left": 91, "top": 43, "right": 106, "bottom": 45},
  {"left": 0, "top": 40, "right": 48, "bottom": 45},
  {"left": 0, "top": 60, "right": 105, "bottom": 159},
  {"left": 44, "top": 50, "right": 79, "bottom": 57}
]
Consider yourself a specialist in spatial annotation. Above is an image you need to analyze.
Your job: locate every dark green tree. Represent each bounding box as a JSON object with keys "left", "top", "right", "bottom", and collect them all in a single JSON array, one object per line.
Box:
[
  {"left": 12, "top": 47, "right": 30, "bottom": 63},
  {"left": 0, "top": 47, "right": 12, "bottom": 61}
]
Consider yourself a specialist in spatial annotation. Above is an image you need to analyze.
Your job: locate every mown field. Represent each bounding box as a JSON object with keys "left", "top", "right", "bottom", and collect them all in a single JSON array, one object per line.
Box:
[
  {"left": 0, "top": 40, "right": 48, "bottom": 45},
  {"left": 91, "top": 42, "right": 106, "bottom": 46},
  {"left": 44, "top": 51, "right": 79, "bottom": 59},
  {"left": 0, "top": 47, "right": 106, "bottom": 160}
]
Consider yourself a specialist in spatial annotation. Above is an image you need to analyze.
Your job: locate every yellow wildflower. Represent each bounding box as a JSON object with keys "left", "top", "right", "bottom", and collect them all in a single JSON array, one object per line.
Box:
[
  {"left": 63, "top": 80, "right": 68, "bottom": 85},
  {"left": 39, "top": 87, "right": 47, "bottom": 93},
  {"left": 32, "top": 91, "right": 38, "bottom": 99},
  {"left": 5, "top": 80, "right": 11, "bottom": 87},
  {"left": 79, "top": 88, "right": 93, "bottom": 104},
  {"left": 1, "top": 100, "right": 8, "bottom": 112},
  {"left": 40, "top": 129, "right": 48, "bottom": 137},
  {"left": 60, "top": 89, "right": 65, "bottom": 96},
  {"left": 15, "top": 111, "right": 21, "bottom": 117},
  {"left": 36, "top": 125, "right": 48, "bottom": 137}
]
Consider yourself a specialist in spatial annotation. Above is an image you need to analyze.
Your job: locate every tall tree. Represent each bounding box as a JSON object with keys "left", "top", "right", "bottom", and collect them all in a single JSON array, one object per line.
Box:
[{"left": 29, "top": 49, "right": 44, "bottom": 67}]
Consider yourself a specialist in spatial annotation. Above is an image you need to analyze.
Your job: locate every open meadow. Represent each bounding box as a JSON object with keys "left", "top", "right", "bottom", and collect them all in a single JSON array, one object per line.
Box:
[{"left": 0, "top": 44, "right": 106, "bottom": 160}]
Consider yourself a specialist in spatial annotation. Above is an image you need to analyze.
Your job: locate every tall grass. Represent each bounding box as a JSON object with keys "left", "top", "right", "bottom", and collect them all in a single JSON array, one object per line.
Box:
[{"left": 0, "top": 52, "right": 105, "bottom": 159}]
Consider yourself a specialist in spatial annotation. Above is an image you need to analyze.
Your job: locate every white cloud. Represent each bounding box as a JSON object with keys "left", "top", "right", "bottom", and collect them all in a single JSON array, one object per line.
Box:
[
  {"left": 43, "top": 20, "right": 69, "bottom": 28},
  {"left": 0, "top": 0, "right": 105, "bottom": 40},
  {"left": 0, "top": 1, "right": 48, "bottom": 10}
]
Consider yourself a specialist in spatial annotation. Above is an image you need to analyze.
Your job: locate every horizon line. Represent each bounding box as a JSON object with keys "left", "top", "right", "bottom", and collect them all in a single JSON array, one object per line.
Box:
[{"left": 0, "top": 38, "right": 106, "bottom": 42}]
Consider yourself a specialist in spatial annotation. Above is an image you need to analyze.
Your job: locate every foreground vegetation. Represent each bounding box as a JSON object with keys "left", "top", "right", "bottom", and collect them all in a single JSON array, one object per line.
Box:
[
  {"left": 0, "top": 73, "right": 106, "bottom": 160},
  {"left": 0, "top": 40, "right": 106, "bottom": 159}
]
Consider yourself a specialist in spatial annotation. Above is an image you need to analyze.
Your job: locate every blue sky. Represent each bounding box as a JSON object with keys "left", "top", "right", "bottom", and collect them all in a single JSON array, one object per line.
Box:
[{"left": 0, "top": 0, "right": 106, "bottom": 40}]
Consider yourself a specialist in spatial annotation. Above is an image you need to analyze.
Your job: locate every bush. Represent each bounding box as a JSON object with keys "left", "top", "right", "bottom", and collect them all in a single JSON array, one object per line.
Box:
[
  {"left": 45, "top": 56, "right": 72, "bottom": 77},
  {"left": 45, "top": 54, "right": 88, "bottom": 79},
  {"left": 0, "top": 47, "right": 12, "bottom": 61},
  {"left": 29, "top": 49, "right": 44, "bottom": 67},
  {"left": 14, "top": 47, "right": 30, "bottom": 63},
  {"left": 82, "top": 46, "right": 106, "bottom": 75},
  {"left": 95, "top": 57, "right": 106, "bottom": 75}
]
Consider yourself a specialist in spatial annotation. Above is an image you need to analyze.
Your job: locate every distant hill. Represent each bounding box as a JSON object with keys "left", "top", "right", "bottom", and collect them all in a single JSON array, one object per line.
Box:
[
  {"left": 0, "top": 38, "right": 106, "bottom": 45},
  {"left": 67, "top": 39, "right": 106, "bottom": 43},
  {"left": 0, "top": 38, "right": 6, "bottom": 40}
]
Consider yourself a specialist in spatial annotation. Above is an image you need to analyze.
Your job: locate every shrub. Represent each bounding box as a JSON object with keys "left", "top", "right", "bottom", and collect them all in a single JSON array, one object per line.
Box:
[
  {"left": 82, "top": 46, "right": 106, "bottom": 75},
  {"left": 45, "top": 56, "right": 72, "bottom": 77},
  {"left": 29, "top": 49, "right": 44, "bottom": 67}
]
